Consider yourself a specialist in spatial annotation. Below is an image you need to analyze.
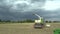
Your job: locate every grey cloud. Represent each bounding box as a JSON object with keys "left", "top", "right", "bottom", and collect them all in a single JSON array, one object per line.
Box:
[
  {"left": 31, "top": 0, "right": 45, "bottom": 3},
  {"left": 0, "top": 0, "right": 60, "bottom": 21},
  {"left": 0, "top": 0, "right": 45, "bottom": 20},
  {"left": 30, "top": 0, "right": 45, "bottom": 7},
  {"left": 10, "top": 2, "right": 29, "bottom": 12},
  {"left": 0, "top": 6, "right": 60, "bottom": 21},
  {"left": 0, "top": 0, "right": 45, "bottom": 12}
]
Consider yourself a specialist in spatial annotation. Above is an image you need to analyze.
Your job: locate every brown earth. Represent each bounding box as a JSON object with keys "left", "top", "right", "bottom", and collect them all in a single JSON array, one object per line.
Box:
[{"left": 0, "top": 23, "right": 60, "bottom": 34}]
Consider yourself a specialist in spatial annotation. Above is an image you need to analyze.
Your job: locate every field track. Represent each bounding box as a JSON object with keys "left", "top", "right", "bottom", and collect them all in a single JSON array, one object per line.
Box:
[{"left": 0, "top": 23, "right": 60, "bottom": 34}]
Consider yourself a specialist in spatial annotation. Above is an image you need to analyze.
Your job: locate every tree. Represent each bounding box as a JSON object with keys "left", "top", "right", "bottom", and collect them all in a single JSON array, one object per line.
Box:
[
  {"left": 0, "top": 19, "right": 2, "bottom": 22},
  {"left": 45, "top": 21, "right": 48, "bottom": 23}
]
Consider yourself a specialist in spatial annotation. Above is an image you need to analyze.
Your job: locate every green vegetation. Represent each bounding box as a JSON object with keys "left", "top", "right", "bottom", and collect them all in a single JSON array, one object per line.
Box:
[
  {"left": 54, "top": 29, "right": 60, "bottom": 34},
  {"left": 0, "top": 19, "right": 60, "bottom": 24},
  {"left": 0, "top": 19, "right": 34, "bottom": 24}
]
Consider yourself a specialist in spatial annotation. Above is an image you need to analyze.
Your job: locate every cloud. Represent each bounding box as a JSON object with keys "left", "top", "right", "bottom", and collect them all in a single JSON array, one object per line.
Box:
[
  {"left": 31, "top": 0, "right": 45, "bottom": 3},
  {"left": 0, "top": 0, "right": 60, "bottom": 21},
  {"left": 9, "top": 0, "right": 45, "bottom": 12},
  {"left": 42, "top": 0, "right": 60, "bottom": 10}
]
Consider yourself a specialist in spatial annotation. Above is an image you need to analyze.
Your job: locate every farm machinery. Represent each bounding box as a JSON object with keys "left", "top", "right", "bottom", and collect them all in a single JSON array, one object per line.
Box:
[{"left": 33, "top": 14, "right": 50, "bottom": 29}]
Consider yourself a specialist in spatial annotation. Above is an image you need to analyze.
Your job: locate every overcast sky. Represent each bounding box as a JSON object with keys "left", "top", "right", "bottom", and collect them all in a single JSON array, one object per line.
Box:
[{"left": 0, "top": 0, "right": 60, "bottom": 21}]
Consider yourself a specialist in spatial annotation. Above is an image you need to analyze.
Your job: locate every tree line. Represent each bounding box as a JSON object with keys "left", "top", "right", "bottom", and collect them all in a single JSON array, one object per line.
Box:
[
  {"left": 0, "top": 19, "right": 34, "bottom": 24},
  {"left": 0, "top": 19, "right": 60, "bottom": 24}
]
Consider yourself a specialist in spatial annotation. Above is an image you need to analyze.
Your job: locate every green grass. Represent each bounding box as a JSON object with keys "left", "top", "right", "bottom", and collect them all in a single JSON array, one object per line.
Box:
[{"left": 0, "top": 23, "right": 60, "bottom": 34}]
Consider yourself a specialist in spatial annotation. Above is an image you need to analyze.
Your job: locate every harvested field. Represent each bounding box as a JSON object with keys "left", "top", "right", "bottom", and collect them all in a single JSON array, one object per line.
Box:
[{"left": 0, "top": 23, "right": 60, "bottom": 34}]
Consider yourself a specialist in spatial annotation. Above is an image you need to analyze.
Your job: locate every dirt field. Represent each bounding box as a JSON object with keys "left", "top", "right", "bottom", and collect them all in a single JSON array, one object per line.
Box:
[{"left": 0, "top": 23, "right": 60, "bottom": 34}]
